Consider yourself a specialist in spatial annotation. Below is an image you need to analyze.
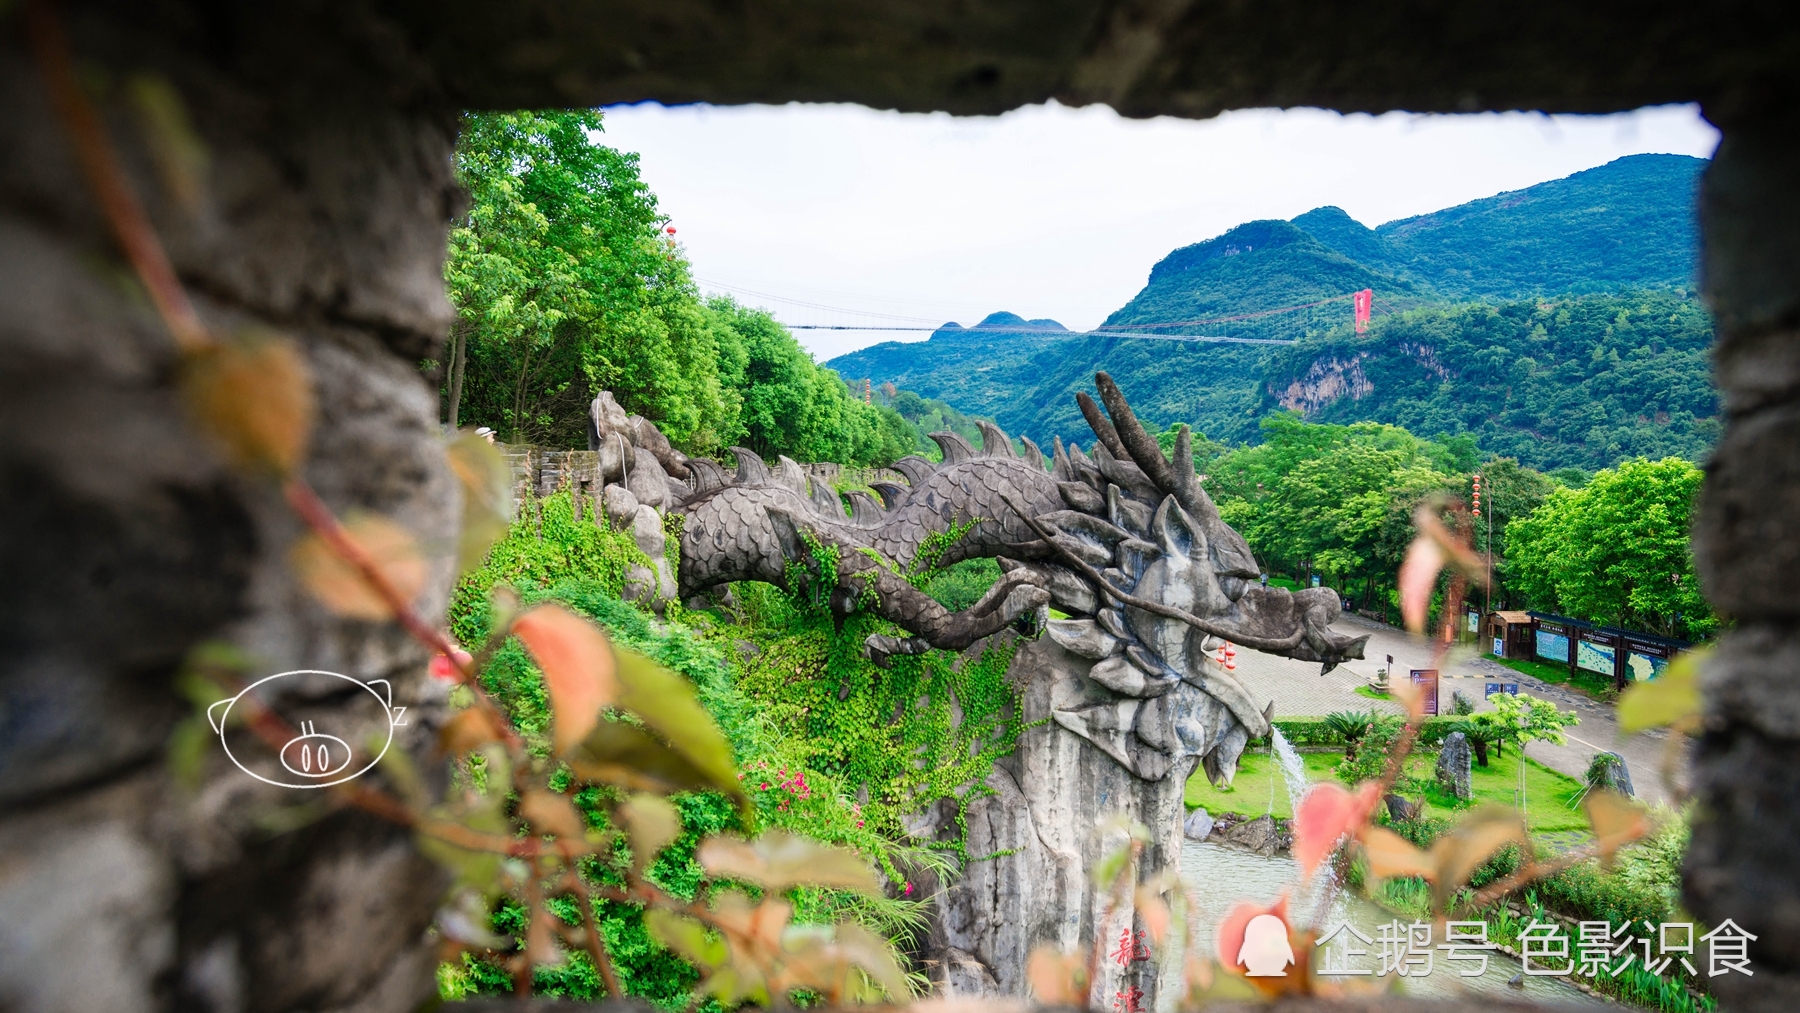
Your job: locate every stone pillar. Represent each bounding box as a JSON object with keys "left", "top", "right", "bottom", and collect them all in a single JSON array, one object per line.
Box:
[
  {"left": 0, "top": 10, "right": 459, "bottom": 1012},
  {"left": 1688, "top": 111, "right": 1800, "bottom": 1012},
  {"left": 929, "top": 636, "right": 1193, "bottom": 1008}
]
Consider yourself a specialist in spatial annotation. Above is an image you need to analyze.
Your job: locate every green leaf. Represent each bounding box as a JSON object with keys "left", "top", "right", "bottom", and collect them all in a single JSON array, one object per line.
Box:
[
  {"left": 614, "top": 649, "right": 743, "bottom": 799},
  {"left": 619, "top": 793, "right": 680, "bottom": 875},
  {"left": 697, "top": 831, "right": 881, "bottom": 895},
  {"left": 570, "top": 720, "right": 727, "bottom": 795},
  {"left": 1618, "top": 647, "right": 1705, "bottom": 733},
  {"left": 447, "top": 431, "right": 514, "bottom": 573},
  {"left": 645, "top": 909, "right": 726, "bottom": 971}
]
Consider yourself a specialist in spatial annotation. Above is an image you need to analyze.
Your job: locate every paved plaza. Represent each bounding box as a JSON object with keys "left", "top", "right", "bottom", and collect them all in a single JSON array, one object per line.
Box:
[{"left": 1236, "top": 613, "right": 1687, "bottom": 806}]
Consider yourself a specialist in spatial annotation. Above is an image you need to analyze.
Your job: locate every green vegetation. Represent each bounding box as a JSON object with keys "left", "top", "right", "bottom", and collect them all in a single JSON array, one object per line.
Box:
[
  {"left": 1183, "top": 747, "right": 1586, "bottom": 832},
  {"left": 1416, "top": 753, "right": 1589, "bottom": 832},
  {"left": 443, "top": 109, "right": 914, "bottom": 466},
  {"left": 872, "top": 383, "right": 998, "bottom": 460},
  {"left": 1357, "top": 814, "right": 1710, "bottom": 1013},
  {"left": 1205, "top": 414, "right": 1468, "bottom": 606},
  {"left": 826, "top": 155, "right": 1717, "bottom": 472},
  {"left": 1505, "top": 456, "right": 1713, "bottom": 639},
  {"left": 440, "top": 490, "right": 1025, "bottom": 1004},
  {"left": 1271, "top": 288, "right": 1717, "bottom": 471},
  {"left": 1183, "top": 749, "right": 1340, "bottom": 818}
]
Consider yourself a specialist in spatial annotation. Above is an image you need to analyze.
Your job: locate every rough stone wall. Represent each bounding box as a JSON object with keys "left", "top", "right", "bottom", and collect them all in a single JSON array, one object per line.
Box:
[
  {"left": 1686, "top": 112, "right": 1800, "bottom": 1013},
  {"left": 0, "top": 7, "right": 461, "bottom": 1012}
]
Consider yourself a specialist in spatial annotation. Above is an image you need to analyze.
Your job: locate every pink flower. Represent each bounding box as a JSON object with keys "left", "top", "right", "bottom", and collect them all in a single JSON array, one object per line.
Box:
[
  {"left": 429, "top": 648, "right": 474, "bottom": 682},
  {"left": 903, "top": 882, "right": 914, "bottom": 897}
]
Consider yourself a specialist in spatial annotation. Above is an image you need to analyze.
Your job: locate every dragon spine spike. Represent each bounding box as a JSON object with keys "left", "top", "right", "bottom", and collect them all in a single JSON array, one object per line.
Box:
[
  {"left": 729, "top": 447, "right": 770, "bottom": 486},
  {"left": 869, "top": 481, "right": 909, "bottom": 509},
  {"left": 808, "top": 478, "right": 843, "bottom": 517},
  {"left": 928, "top": 431, "right": 976, "bottom": 465},
  {"left": 975, "top": 420, "right": 1016, "bottom": 458},
  {"left": 1019, "top": 436, "right": 1044, "bottom": 468},
  {"left": 1094, "top": 370, "right": 1181, "bottom": 496},
  {"left": 686, "top": 457, "right": 728, "bottom": 496},
  {"left": 1171, "top": 425, "right": 1200, "bottom": 496},
  {"left": 846, "top": 490, "right": 885, "bottom": 526},
  {"left": 891, "top": 455, "right": 937, "bottom": 487},
  {"left": 1051, "top": 435, "right": 1072, "bottom": 479},
  {"left": 773, "top": 455, "right": 808, "bottom": 495},
  {"left": 1076, "top": 389, "right": 1128, "bottom": 461}
]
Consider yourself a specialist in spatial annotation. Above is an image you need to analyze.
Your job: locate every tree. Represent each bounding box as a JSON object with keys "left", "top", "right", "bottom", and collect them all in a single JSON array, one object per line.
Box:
[
  {"left": 1504, "top": 457, "right": 1713, "bottom": 638},
  {"left": 1208, "top": 415, "right": 1460, "bottom": 606},
  {"left": 706, "top": 297, "right": 913, "bottom": 466},
  {"left": 445, "top": 110, "right": 737, "bottom": 451}
]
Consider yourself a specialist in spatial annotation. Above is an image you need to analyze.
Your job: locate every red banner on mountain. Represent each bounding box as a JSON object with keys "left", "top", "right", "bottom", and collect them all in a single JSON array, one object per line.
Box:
[{"left": 1352, "top": 289, "right": 1373, "bottom": 333}]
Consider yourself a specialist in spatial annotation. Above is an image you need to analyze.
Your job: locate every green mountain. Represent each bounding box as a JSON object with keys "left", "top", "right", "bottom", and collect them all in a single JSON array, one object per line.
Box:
[{"left": 826, "top": 154, "right": 1715, "bottom": 470}]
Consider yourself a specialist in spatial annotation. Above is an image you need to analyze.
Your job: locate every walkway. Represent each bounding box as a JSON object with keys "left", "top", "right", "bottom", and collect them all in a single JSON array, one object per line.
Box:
[{"left": 1234, "top": 613, "right": 1688, "bottom": 807}]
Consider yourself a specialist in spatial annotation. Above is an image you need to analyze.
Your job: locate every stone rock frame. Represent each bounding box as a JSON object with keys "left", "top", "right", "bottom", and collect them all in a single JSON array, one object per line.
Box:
[{"left": 3, "top": 2, "right": 1800, "bottom": 1011}]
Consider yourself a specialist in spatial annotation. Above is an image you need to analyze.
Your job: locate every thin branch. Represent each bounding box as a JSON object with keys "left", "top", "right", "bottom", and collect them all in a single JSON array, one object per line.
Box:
[
  {"left": 282, "top": 477, "right": 521, "bottom": 748},
  {"left": 24, "top": 0, "right": 210, "bottom": 352},
  {"left": 571, "top": 874, "right": 625, "bottom": 998}
]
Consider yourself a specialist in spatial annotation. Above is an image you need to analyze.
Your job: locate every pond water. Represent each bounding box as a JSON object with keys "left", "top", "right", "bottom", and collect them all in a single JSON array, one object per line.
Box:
[{"left": 1181, "top": 840, "right": 1600, "bottom": 1006}]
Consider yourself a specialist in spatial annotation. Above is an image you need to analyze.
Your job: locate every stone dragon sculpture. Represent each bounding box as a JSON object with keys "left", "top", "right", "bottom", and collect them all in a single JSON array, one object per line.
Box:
[{"left": 610, "top": 374, "right": 1368, "bottom": 785}]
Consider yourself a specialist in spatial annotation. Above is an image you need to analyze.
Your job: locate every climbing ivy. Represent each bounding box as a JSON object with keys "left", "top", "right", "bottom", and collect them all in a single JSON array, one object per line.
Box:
[
  {"left": 442, "top": 488, "right": 1028, "bottom": 1004},
  {"left": 908, "top": 517, "right": 980, "bottom": 581},
  {"left": 726, "top": 580, "right": 1024, "bottom": 868},
  {"left": 448, "top": 490, "right": 648, "bottom": 646}
]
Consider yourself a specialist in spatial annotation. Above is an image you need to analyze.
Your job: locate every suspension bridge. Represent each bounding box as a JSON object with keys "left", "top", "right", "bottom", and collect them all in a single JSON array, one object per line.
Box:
[{"left": 696, "top": 278, "right": 1384, "bottom": 346}]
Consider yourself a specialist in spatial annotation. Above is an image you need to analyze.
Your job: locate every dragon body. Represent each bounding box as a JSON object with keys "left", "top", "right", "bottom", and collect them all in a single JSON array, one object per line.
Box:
[{"left": 633, "top": 374, "right": 1368, "bottom": 785}]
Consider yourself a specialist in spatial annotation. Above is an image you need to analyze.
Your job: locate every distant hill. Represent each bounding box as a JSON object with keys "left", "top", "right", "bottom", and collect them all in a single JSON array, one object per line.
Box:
[{"left": 826, "top": 154, "right": 1715, "bottom": 470}]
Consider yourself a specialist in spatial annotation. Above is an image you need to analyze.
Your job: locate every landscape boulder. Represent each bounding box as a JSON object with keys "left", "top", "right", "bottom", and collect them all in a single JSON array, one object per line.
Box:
[
  {"left": 1437, "top": 731, "right": 1474, "bottom": 801},
  {"left": 1587, "top": 751, "right": 1635, "bottom": 798},
  {"left": 1384, "top": 793, "right": 1421, "bottom": 822},
  {"left": 1184, "top": 807, "right": 1215, "bottom": 841},
  {"left": 602, "top": 485, "right": 640, "bottom": 531},
  {"left": 1220, "top": 813, "right": 1279, "bottom": 856}
]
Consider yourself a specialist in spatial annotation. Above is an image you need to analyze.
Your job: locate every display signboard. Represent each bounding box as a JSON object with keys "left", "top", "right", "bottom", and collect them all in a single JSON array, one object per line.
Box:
[
  {"left": 1577, "top": 629, "right": 1621, "bottom": 677},
  {"left": 1493, "top": 636, "right": 1504, "bottom": 656},
  {"left": 1535, "top": 618, "right": 1573, "bottom": 666},
  {"left": 1411, "top": 669, "right": 1439, "bottom": 716},
  {"left": 1623, "top": 638, "right": 1677, "bottom": 682},
  {"left": 1485, "top": 681, "right": 1520, "bottom": 699},
  {"left": 1467, "top": 611, "right": 1480, "bottom": 633}
]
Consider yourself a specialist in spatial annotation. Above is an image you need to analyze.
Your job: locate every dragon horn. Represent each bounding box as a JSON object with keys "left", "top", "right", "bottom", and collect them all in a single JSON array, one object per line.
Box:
[
  {"left": 1093, "top": 372, "right": 1178, "bottom": 493},
  {"left": 1076, "top": 390, "right": 1128, "bottom": 462}
]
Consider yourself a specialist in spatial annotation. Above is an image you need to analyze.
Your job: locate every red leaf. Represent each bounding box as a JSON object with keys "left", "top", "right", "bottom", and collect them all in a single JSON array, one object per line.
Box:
[
  {"left": 1215, "top": 894, "right": 1289, "bottom": 972},
  {"left": 1398, "top": 535, "right": 1445, "bottom": 635},
  {"left": 1292, "top": 782, "right": 1381, "bottom": 877},
  {"left": 511, "top": 604, "right": 618, "bottom": 756}
]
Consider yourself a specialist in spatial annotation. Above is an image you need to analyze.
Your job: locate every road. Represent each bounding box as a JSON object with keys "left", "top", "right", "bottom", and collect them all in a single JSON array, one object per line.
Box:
[{"left": 1231, "top": 613, "right": 1688, "bottom": 807}]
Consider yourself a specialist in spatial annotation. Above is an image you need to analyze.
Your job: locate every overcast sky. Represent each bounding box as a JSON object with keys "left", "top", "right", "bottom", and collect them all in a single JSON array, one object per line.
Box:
[{"left": 595, "top": 102, "right": 1719, "bottom": 362}]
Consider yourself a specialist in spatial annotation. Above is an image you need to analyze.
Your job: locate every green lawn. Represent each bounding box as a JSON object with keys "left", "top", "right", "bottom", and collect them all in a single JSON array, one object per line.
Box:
[
  {"left": 1418, "top": 748, "right": 1591, "bottom": 832},
  {"left": 1353, "top": 684, "right": 1388, "bottom": 701},
  {"left": 1184, "top": 750, "right": 1343, "bottom": 818},
  {"left": 1485, "top": 652, "right": 1618, "bottom": 702},
  {"left": 1186, "top": 746, "right": 1590, "bottom": 832}
]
